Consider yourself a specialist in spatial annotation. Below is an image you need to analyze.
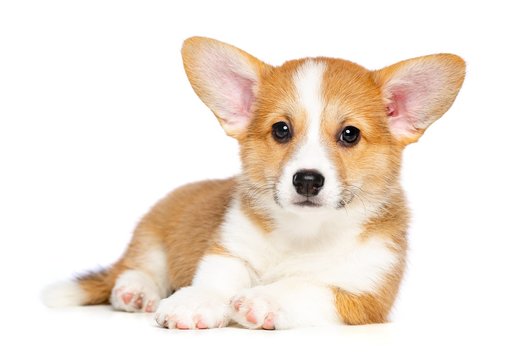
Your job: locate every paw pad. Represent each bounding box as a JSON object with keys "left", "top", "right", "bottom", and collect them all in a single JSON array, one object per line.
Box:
[
  {"left": 230, "top": 292, "right": 278, "bottom": 330},
  {"left": 110, "top": 270, "right": 162, "bottom": 313}
]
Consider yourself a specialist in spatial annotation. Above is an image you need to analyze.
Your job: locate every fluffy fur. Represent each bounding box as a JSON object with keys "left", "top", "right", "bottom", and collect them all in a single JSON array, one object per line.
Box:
[{"left": 43, "top": 37, "right": 465, "bottom": 329}]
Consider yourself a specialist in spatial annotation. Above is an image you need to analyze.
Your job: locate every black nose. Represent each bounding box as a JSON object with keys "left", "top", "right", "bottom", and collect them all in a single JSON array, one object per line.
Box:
[{"left": 292, "top": 170, "right": 325, "bottom": 197}]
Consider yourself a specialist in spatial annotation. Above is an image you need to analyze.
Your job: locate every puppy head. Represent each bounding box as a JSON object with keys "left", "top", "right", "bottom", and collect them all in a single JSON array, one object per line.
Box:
[{"left": 182, "top": 37, "right": 465, "bottom": 213}]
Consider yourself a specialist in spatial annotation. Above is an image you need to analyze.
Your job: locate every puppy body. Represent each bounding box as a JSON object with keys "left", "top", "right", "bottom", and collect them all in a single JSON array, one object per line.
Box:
[{"left": 43, "top": 38, "right": 464, "bottom": 329}]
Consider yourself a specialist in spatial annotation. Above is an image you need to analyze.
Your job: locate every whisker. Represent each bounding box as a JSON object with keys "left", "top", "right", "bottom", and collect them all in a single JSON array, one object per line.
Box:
[
  {"left": 239, "top": 177, "right": 277, "bottom": 201},
  {"left": 340, "top": 184, "right": 370, "bottom": 215}
]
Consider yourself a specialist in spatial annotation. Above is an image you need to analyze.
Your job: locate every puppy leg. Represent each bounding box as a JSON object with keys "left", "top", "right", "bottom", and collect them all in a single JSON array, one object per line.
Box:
[
  {"left": 110, "top": 244, "right": 170, "bottom": 313},
  {"left": 155, "top": 254, "right": 252, "bottom": 329},
  {"left": 230, "top": 278, "right": 342, "bottom": 329}
]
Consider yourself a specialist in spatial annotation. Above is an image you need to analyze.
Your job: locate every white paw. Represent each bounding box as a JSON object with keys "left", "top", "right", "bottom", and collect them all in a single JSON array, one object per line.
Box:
[
  {"left": 155, "top": 286, "right": 230, "bottom": 330},
  {"left": 230, "top": 287, "right": 282, "bottom": 330},
  {"left": 110, "top": 270, "right": 162, "bottom": 313}
]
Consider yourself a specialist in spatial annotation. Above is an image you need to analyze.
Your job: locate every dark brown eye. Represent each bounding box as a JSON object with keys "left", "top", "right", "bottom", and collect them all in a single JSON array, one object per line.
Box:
[
  {"left": 272, "top": 121, "right": 291, "bottom": 143},
  {"left": 339, "top": 126, "right": 360, "bottom": 146}
]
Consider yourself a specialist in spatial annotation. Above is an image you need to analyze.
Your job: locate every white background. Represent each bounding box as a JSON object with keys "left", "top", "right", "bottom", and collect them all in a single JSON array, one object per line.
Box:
[{"left": 1, "top": 0, "right": 515, "bottom": 359}]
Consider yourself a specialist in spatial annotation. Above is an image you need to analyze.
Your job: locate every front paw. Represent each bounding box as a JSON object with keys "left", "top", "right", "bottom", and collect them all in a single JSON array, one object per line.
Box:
[
  {"left": 155, "top": 287, "right": 230, "bottom": 330},
  {"left": 230, "top": 287, "right": 281, "bottom": 330}
]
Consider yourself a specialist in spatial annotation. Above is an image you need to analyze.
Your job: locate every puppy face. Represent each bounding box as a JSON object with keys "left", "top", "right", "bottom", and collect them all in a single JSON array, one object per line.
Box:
[
  {"left": 181, "top": 37, "right": 465, "bottom": 213},
  {"left": 241, "top": 59, "right": 400, "bottom": 212}
]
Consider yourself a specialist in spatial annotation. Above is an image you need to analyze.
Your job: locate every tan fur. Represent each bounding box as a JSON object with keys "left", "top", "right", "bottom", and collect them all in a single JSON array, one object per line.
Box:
[
  {"left": 77, "top": 264, "right": 125, "bottom": 305},
  {"left": 205, "top": 241, "right": 232, "bottom": 257},
  {"left": 139, "top": 179, "right": 236, "bottom": 289},
  {"left": 71, "top": 38, "right": 465, "bottom": 326},
  {"left": 77, "top": 178, "right": 235, "bottom": 301},
  {"left": 239, "top": 189, "right": 274, "bottom": 234},
  {"left": 333, "top": 256, "right": 406, "bottom": 324}
]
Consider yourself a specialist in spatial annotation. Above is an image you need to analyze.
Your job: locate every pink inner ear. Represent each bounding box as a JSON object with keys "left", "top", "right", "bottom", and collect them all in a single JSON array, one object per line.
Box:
[
  {"left": 385, "top": 80, "right": 430, "bottom": 138},
  {"left": 206, "top": 55, "right": 258, "bottom": 132},
  {"left": 230, "top": 73, "right": 255, "bottom": 123},
  {"left": 386, "top": 103, "right": 396, "bottom": 117},
  {"left": 386, "top": 87, "right": 416, "bottom": 136}
]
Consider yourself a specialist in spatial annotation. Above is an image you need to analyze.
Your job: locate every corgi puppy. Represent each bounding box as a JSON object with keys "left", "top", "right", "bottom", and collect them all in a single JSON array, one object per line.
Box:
[{"left": 43, "top": 37, "right": 465, "bottom": 330}]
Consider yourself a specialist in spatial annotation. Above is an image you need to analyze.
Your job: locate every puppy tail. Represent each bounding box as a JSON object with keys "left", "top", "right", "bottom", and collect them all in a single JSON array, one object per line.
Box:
[{"left": 42, "top": 263, "right": 123, "bottom": 308}]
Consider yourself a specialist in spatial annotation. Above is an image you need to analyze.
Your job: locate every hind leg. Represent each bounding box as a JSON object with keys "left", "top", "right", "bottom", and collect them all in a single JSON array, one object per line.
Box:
[
  {"left": 111, "top": 245, "right": 170, "bottom": 313},
  {"left": 110, "top": 270, "right": 162, "bottom": 312}
]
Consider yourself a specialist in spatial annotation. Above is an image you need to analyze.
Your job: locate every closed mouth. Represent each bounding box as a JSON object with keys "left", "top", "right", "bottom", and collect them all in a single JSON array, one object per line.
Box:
[{"left": 294, "top": 200, "right": 321, "bottom": 207}]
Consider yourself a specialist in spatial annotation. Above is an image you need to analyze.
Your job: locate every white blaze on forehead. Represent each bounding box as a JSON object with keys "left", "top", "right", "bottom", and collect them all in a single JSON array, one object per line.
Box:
[
  {"left": 292, "top": 60, "right": 327, "bottom": 171},
  {"left": 294, "top": 60, "right": 326, "bottom": 131}
]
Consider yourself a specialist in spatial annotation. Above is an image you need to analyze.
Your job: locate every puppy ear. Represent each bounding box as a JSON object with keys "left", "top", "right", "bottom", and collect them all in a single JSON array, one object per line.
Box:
[
  {"left": 373, "top": 54, "right": 465, "bottom": 145},
  {"left": 182, "top": 37, "right": 270, "bottom": 138}
]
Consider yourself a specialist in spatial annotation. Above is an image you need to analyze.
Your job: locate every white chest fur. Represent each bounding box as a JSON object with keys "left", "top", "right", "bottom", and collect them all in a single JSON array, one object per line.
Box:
[{"left": 219, "top": 199, "right": 399, "bottom": 295}]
